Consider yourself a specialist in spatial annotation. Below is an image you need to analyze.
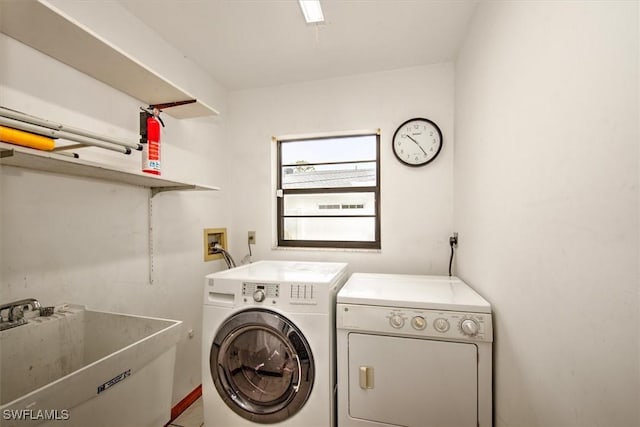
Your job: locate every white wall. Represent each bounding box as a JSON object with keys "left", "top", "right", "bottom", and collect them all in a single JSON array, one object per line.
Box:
[
  {"left": 455, "top": 2, "right": 639, "bottom": 426},
  {"left": 226, "top": 64, "right": 455, "bottom": 274},
  {"left": 0, "top": 29, "right": 229, "bottom": 405}
]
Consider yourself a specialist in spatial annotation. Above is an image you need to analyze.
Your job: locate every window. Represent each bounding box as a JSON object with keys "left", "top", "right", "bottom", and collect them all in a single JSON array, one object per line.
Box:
[{"left": 276, "top": 132, "right": 380, "bottom": 249}]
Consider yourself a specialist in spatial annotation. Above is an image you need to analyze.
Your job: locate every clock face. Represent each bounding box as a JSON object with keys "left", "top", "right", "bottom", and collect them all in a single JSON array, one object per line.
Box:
[{"left": 392, "top": 118, "right": 443, "bottom": 166}]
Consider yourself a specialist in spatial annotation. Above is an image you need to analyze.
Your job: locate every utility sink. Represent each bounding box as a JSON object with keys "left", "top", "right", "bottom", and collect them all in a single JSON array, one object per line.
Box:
[{"left": 0, "top": 304, "right": 182, "bottom": 427}]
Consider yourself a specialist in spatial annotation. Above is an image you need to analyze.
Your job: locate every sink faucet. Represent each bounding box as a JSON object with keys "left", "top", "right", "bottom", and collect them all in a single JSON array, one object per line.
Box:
[{"left": 0, "top": 298, "right": 42, "bottom": 324}]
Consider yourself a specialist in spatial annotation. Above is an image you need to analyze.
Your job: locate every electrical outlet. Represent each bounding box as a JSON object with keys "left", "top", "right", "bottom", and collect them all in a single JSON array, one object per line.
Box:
[
  {"left": 248, "top": 231, "right": 256, "bottom": 245},
  {"left": 450, "top": 232, "right": 458, "bottom": 247}
]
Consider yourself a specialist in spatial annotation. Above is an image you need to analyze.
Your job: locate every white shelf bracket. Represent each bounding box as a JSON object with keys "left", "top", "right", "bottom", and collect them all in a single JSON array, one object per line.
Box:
[{"left": 148, "top": 190, "right": 155, "bottom": 285}]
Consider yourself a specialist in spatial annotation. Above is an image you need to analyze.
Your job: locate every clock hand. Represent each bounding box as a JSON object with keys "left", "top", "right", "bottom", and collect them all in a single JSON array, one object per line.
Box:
[{"left": 406, "top": 135, "right": 427, "bottom": 155}]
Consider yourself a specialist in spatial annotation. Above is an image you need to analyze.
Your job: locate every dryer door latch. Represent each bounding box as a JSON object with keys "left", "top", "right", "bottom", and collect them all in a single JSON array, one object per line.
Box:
[{"left": 359, "top": 366, "right": 375, "bottom": 390}]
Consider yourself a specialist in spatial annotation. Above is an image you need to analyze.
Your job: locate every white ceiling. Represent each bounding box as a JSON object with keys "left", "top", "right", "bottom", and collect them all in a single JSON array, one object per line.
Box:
[{"left": 118, "top": 0, "right": 477, "bottom": 91}]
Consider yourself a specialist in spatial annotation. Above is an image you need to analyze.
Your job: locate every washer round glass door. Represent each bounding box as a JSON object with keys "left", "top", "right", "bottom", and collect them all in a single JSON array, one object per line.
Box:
[{"left": 210, "top": 309, "right": 315, "bottom": 424}]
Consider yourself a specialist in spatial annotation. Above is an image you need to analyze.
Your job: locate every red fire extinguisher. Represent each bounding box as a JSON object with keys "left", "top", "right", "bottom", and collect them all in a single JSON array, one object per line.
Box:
[{"left": 140, "top": 107, "right": 164, "bottom": 175}]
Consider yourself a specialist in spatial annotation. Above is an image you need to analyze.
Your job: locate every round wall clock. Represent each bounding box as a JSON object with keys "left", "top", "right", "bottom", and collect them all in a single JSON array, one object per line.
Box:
[{"left": 392, "top": 118, "right": 443, "bottom": 167}]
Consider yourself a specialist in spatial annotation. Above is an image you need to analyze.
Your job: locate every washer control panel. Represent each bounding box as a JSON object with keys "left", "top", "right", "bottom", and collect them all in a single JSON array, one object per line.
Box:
[
  {"left": 337, "top": 303, "right": 493, "bottom": 342},
  {"left": 289, "top": 283, "right": 317, "bottom": 305},
  {"left": 241, "top": 282, "right": 318, "bottom": 306},
  {"left": 243, "top": 283, "right": 279, "bottom": 302}
]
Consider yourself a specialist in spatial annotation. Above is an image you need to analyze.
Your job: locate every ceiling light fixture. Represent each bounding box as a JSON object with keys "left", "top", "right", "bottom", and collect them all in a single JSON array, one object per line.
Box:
[{"left": 298, "top": 0, "right": 324, "bottom": 23}]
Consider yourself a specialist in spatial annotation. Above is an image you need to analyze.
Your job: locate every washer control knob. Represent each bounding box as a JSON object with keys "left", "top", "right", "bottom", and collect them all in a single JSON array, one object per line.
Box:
[
  {"left": 389, "top": 314, "right": 405, "bottom": 329},
  {"left": 411, "top": 316, "right": 427, "bottom": 330},
  {"left": 253, "top": 289, "right": 266, "bottom": 303},
  {"left": 460, "top": 319, "right": 480, "bottom": 337}
]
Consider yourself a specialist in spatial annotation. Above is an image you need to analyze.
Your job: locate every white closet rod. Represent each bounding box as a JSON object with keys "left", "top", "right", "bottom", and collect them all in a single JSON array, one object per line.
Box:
[
  {"left": 0, "top": 115, "right": 131, "bottom": 155},
  {"left": 0, "top": 106, "right": 142, "bottom": 152}
]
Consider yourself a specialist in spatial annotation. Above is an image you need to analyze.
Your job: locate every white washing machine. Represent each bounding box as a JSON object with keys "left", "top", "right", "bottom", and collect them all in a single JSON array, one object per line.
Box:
[
  {"left": 336, "top": 273, "right": 493, "bottom": 427},
  {"left": 203, "top": 260, "right": 348, "bottom": 426}
]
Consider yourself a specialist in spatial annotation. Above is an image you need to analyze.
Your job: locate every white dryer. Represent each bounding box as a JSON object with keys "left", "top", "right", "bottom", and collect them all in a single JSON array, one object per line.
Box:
[
  {"left": 203, "top": 260, "right": 348, "bottom": 426},
  {"left": 336, "top": 273, "right": 493, "bottom": 427}
]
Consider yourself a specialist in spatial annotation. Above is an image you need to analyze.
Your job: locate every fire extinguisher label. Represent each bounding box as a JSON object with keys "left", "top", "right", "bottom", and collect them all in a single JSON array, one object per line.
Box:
[{"left": 142, "top": 144, "right": 161, "bottom": 175}]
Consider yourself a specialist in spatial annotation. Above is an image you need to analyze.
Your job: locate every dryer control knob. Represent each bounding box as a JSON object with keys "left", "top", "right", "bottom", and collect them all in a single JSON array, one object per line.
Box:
[
  {"left": 411, "top": 316, "right": 427, "bottom": 330},
  {"left": 434, "top": 318, "right": 450, "bottom": 333},
  {"left": 253, "top": 289, "right": 266, "bottom": 302},
  {"left": 460, "top": 319, "right": 479, "bottom": 337},
  {"left": 389, "top": 314, "right": 405, "bottom": 329}
]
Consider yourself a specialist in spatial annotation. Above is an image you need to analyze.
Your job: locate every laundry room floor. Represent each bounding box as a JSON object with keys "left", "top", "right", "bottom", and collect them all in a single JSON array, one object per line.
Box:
[{"left": 168, "top": 397, "right": 204, "bottom": 427}]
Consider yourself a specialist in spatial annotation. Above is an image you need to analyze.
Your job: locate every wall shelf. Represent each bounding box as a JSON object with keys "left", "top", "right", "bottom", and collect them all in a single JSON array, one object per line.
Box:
[
  {"left": 0, "top": 0, "right": 219, "bottom": 119},
  {"left": 0, "top": 142, "right": 220, "bottom": 195}
]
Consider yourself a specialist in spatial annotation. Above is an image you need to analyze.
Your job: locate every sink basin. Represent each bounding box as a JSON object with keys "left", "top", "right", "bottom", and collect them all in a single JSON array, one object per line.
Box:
[{"left": 0, "top": 304, "right": 182, "bottom": 427}]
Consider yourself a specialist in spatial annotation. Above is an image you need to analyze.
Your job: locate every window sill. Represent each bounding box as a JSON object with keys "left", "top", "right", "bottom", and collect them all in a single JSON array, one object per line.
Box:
[{"left": 272, "top": 245, "right": 381, "bottom": 254}]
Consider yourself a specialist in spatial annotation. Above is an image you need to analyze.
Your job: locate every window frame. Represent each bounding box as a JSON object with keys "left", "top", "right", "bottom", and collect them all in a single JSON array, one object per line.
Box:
[{"left": 276, "top": 132, "right": 381, "bottom": 250}]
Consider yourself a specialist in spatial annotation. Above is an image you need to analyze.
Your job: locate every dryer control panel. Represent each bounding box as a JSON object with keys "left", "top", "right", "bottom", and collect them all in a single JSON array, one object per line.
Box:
[{"left": 336, "top": 303, "right": 493, "bottom": 342}]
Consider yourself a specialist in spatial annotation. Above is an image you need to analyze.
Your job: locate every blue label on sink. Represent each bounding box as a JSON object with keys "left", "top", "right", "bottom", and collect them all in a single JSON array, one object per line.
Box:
[{"left": 97, "top": 369, "right": 131, "bottom": 394}]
